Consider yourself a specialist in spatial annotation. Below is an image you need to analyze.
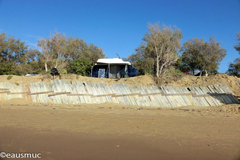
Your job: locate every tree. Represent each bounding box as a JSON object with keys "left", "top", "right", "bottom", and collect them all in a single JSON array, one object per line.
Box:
[
  {"left": 0, "top": 33, "right": 28, "bottom": 65},
  {"left": 175, "top": 56, "right": 183, "bottom": 71},
  {"left": 0, "top": 32, "right": 7, "bottom": 62},
  {"left": 87, "top": 44, "right": 105, "bottom": 63},
  {"left": 182, "top": 36, "right": 226, "bottom": 76},
  {"left": 124, "top": 44, "right": 154, "bottom": 75},
  {"left": 37, "top": 31, "right": 68, "bottom": 71},
  {"left": 25, "top": 48, "right": 40, "bottom": 63},
  {"left": 182, "top": 38, "right": 203, "bottom": 75},
  {"left": 226, "top": 33, "right": 240, "bottom": 77},
  {"left": 0, "top": 32, "right": 44, "bottom": 75},
  {"left": 0, "top": 62, "right": 17, "bottom": 75},
  {"left": 37, "top": 37, "right": 54, "bottom": 71},
  {"left": 200, "top": 36, "right": 226, "bottom": 75},
  {"left": 68, "top": 58, "right": 92, "bottom": 76},
  {"left": 226, "top": 58, "right": 240, "bottom": 77},
  {"left": 143, "top": 23, "right": 183, "bottom": 77},
  {"left": 234, "top": 33, "right": 240, "bottom": 54},
  {"left": 38, "top": 31, "right": 105, "bottom": 71}
]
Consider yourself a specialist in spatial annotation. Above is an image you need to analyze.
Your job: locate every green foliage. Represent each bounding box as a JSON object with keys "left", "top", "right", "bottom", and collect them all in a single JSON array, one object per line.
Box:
[
  {"left": 0, "top": 62, "right": 17, "bottom": 75},
  {"left": 234, "top": 33, "right": 240, "bottom": 54},
  {"left": 38, "top": 31, "right": 105, "bottom": 71},
  {"left": 0, "top": 32, "right": 29, "bottom": 64},
  {"left": 209, "top": 70, "right": 219, "bottom": 76},
  {"left": 7, "top": 75, "right": 13, "bottom": 80},
  {"left": 165, "top": 68, "right": 185, "bottom": 77},
  {"left": 182, "top": 36, "right": 226, "bottom": 75},
  {"left": 175, "top": 57, "right": 183, "bottom": 70},
  {"left": 124, "top": 44, "right": 155, "bottom": 75},
  {"left": 226, "top": 33, "right": 240, "bottom": 77},
  {"left": 68, "top": 58, "right": 92, "bottom": 76},
  {"left": 59, "top": 69, "right": 67, "bottom": 74},
  {"left": 226, "top": 58, "right": 240, "bottom": 77},
  {"left": 0, "top": 31, "right": 105, "bottom": 75}
]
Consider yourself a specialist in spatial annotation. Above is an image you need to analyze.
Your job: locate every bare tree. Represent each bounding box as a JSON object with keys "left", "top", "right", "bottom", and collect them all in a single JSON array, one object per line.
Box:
[
  {"left": 50, "top": 31, "right": 68, "bottom": 69},
  {"left": 37, "top": 38, "right": 54, "bottom": 71},
  {"left": 38, "top": 31, "right": 105, "bottom": 71},
  {"left": 143, "top": 23, "right": 182, "bottom": 77}
]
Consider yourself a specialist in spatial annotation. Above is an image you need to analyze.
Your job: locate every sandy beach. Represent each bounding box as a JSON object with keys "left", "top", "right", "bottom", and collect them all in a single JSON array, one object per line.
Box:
[
  {"left": 0, "top": 74, "right": 240, "bottom": 160},
  {"left": 0, "top": 99, "right": 240, "bottom": 160}
]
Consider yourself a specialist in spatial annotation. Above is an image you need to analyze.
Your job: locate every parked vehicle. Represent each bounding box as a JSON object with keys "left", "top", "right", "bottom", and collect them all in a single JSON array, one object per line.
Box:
[
  {"left": 91, "top": 58, "right": 138, "bottom": 78},
  {"left": 25, "top": 73, "right": 38, "bottom": 76},
  {"left": 184, "top": 72, "right": 191, "bottom": 75}
]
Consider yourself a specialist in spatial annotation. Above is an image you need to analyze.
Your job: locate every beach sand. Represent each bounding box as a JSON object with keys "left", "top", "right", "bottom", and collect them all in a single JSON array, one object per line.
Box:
[{"left": 0, "top": 100, "right": 240, "bottom": 160}]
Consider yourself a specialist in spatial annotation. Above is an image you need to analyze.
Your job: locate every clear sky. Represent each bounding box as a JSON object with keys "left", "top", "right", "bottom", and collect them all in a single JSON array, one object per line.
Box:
[{"left": 0, "top": 0, "right": 239, "bottom": 73}]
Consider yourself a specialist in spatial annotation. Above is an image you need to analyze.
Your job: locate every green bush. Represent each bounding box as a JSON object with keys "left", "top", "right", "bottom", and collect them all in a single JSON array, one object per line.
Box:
[
  {"left": 0, "top": 62, "right": 17, "bottom": 75},
  {"left": 7, "top": 75, "right": 13, "bottom": 80},
  {"left": 68, "top": 58, "right": 92, "bottom": 76},
  {"left": 165, "top": 69, "right": 185, "bottom": 77},
  {"left": 154, "top": 68, "right": 185, "bottom": 85},
  {"left": 59, "top": 69, "right": 67, "bottom": 74}
]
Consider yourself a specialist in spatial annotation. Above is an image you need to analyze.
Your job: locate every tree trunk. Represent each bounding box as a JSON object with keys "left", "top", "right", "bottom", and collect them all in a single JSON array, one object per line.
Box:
[
  {"left": 200, "top": 70, "right": 202, "bottom": 77},
  {"left": 205, "top": 69, "right": 208, "bottom": 77},
  {"left": 45, "top": 62, "right": 48, "bottom": 72},
  {"left": 159, "top": 63, "right": 164, "bottom": 76},
  {"left": 55, "top": 60, "right": 58, "bottom": 68},
  {"left": 156, "top": 59, "right": 159, "bottom": 77},
  {"left": 155, "top": 46, "right": 160, "bottom": 77}
]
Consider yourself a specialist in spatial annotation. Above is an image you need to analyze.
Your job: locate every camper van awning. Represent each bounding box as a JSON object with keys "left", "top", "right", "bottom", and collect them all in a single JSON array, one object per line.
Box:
[{"left": 96, "top": 58, "right": 131, "bottom": 65}]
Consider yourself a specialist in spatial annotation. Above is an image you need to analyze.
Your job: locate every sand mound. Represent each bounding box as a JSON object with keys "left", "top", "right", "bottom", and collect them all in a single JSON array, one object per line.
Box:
[
  {"left": 0, "top": 74, "right": 156, "bottom": 86},
  {"left": 0, "top": 74, "right": 239, "bottom": 95},
  {"left": 162, "top": 74, "right": 240, "bottom": 96}
]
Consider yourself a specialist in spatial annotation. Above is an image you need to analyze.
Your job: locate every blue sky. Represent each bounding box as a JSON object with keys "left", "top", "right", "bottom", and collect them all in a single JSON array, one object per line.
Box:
[{"left": 0, "top": 0, "right": 239, "bottom": 73}]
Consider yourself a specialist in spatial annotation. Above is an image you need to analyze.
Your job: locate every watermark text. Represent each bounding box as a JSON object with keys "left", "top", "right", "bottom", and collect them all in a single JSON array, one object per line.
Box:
[{"left": 0, "top": 152, "right": 41, "bottom": 159}]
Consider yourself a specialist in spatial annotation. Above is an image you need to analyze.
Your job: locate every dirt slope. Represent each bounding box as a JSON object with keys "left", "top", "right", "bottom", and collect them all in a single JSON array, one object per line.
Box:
[
  {"left": 162, "top": 74, "right": 240, "bottom": 96},
  {"left": 0, "top": 74, "right": 239, "bottom": 95}
]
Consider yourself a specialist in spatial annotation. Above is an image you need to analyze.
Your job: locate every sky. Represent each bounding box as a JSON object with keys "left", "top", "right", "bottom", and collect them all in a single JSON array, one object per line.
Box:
[{"left": 0, "top": 0, "right": 239, "bottom": 73}]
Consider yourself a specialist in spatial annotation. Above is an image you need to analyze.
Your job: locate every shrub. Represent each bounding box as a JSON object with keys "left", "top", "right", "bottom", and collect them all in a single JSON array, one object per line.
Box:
[
  {"left": 59, "top": 69, "right": 67, "bottom": 74},
  {"left": 7, "top": 75, "right": 13, "bottom": 80},
  {"left": 68, "top": 58, "right": 92, "bottom": 76},
  {"left": 154, "top": 69, "right": 184, "bottom": 85},
  {"left": 165, "top": 69, "right": 185, "bottom": 77},
  {"left": 0, "top": 62, "right": 16, "bottom": 75}
]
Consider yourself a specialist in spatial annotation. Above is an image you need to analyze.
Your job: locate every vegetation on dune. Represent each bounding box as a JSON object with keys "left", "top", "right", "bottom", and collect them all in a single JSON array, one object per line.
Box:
[
  {"left": 0, "top": 26, "right": 239, "bottom": 79},
  {"left": 0, "top": 31, "right": 104, "bottom": 76},
  {"left": 181, "top": 36, "right": 226, "bottom": 76},
  {"left": 226, "top": 33, "right": 240, "bottom": 77}
]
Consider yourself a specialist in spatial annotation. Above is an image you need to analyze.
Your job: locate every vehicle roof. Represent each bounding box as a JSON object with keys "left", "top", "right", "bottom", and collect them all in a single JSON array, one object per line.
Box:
[{"left": 96, "top": 58, "right": 131, "bottom": 65}]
